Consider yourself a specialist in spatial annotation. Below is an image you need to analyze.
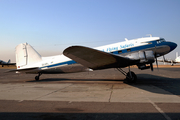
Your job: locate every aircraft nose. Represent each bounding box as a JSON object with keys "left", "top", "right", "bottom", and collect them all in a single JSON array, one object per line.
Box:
[{"left": 169, "top": 42, "right": 177, "bottom": 51}]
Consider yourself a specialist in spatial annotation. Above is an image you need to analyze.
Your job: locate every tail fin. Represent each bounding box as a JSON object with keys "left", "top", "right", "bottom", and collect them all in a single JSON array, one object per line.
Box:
[
  {"left": 7, "top": 59, "right": 10, "bottom": 63},
  {"left": 16, "top": 43, "right": 42, "bottom": 69},
  {"left": 176, "top": 52, "right": 178, "bottom": 58}
]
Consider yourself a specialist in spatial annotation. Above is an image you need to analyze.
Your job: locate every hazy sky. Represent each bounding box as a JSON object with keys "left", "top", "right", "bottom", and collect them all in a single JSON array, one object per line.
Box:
[{"left": 0, "top": 0, "right": 180, "bottom": 62}]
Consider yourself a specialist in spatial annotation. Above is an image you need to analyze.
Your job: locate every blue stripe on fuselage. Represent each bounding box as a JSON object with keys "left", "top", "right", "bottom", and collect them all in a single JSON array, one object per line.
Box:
[{"left": 40, "top": 60, "right": 77, "bottom": 69}]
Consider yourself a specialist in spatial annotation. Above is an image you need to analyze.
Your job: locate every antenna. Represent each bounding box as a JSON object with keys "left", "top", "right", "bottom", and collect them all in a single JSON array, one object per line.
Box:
[
  {"left": 125, "top": 38, "right": 128, "bottom": 41},
  {"left": 146, "top": 34, "right": 152, "bottom": 37}
]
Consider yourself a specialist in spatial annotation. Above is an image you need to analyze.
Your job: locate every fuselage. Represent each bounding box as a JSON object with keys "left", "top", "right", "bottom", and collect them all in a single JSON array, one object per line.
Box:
[
  {"left": 41, "top": 37, "right": 177, "bottom": 69},
  {"left": 0, "top": 60, "right": 10, "bottom": 64},
  {"left": 0, "top": 60, "right": 6, "bottom": 64},
  {"left": 17, "top": 36, "right": 177, "bottom": 74}
]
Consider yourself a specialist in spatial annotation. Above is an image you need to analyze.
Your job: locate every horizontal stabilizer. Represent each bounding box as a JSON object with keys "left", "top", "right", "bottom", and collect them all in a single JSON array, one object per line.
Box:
[{"left": 7, "top": 67, "right": 40, "bottom": 73}]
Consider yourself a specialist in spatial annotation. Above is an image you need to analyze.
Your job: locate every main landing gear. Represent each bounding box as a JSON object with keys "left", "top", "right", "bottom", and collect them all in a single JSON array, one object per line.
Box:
[
  {"left": 35, "top": 73, "right": 42, "bottom": 81},
  {"left": 117, "top": 67, "right": 137, "bottom": 84}
]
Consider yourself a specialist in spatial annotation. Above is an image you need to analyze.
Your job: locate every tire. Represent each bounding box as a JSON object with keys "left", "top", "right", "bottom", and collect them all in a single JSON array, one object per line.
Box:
[{"left": 125, "top": 71, "right": 137, "bottom": 83}]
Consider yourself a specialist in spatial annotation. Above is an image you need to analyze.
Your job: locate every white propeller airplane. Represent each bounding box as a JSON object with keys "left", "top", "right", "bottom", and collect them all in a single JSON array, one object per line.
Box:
[
  {"left": 12, "top": 36, "right": 177, "bottom": 83},
  {"left": 0, "top": 59, "right": 16, "bottom": 67},
  {"left": 158, "top": 52, "right": 180, "bottom": 66}
]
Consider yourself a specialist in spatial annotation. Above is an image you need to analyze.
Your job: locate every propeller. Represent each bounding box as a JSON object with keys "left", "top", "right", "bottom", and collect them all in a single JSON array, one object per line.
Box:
[
  {"left": 163, "top": 55, "right": 166, "bottom": 65},
  {"left": 154, "top": 45, "right": 159, "bottom": 70},
  {"left": 150, "top": 63, "right": 153, "bottom": 71}
]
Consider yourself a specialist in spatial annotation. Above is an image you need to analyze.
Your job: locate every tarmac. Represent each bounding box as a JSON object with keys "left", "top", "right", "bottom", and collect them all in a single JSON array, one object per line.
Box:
[{"left": 0, "top": 65, "right": 180, "bottom": 120}]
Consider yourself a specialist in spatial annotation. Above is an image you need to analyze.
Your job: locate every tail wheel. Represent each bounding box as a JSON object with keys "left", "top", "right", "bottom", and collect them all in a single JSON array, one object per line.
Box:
[
  {"left": 125, "top": 71, "right": 137, "bottom": 83},
  {"left": 35, "top": 73, "right": 42, "bottom": 81}
]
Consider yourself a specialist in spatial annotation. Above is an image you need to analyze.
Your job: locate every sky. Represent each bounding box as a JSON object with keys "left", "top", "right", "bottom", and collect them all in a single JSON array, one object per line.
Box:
[{"left": 0, "top": 0, "right": 180, "bottom": 62}]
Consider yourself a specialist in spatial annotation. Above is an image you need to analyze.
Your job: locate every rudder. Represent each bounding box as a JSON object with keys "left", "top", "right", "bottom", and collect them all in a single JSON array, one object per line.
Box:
[{"left": 16, "top": 43, "right": 42, "bottom": 69}]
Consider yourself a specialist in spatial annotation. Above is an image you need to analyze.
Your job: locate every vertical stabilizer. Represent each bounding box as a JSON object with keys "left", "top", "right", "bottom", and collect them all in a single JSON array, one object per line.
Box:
[
  {"left": 7, "top": 59, "right": 10, "bottom": 63},
  {"left": 16, "top": 43, "right": 42, "bottom": 69},
  {"left": 176, "top": 52, "right": 178, "bottom": 58}
]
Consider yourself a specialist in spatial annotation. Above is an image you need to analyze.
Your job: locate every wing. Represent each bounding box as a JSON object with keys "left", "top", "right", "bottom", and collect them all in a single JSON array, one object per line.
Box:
[
  {"left": 157, "top": 59, "right": 179, "bottom": 64},
  {"left": 63, "top": 46, "right": 139, "bottom": 70}
]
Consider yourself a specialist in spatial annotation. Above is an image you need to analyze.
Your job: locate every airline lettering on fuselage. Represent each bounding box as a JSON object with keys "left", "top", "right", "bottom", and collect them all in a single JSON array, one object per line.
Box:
[
  {"left": 106, "top": 46, "right": 118, "bottom": 52},
  {"left": 120, "top": 43, "right": 134, "bottom": 49},
  {"left": 42, "top": 63, "right": 49, "bottom": 66},
  {"left": 103, "top": 43, "right": 134, "bottom": 52}
]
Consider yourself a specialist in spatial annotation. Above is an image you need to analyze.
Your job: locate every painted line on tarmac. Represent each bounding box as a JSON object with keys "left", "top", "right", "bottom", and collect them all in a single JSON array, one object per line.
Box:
[
  {"left": 147, "top": 98, "right": 171, "bottom": 120},
  {"left": 108, "top": 84, "right": 114, "bottom": 102},
  {"left": 33, "top": 84, "right": 73, "bottom": 100}
]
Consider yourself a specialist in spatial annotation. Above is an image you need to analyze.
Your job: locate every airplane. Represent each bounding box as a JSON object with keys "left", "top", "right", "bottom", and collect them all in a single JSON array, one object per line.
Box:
[
  {"left": 11, "top": 36, "right": 177, "bottom": 83},
  {"left": 0, "top": 59, "right": 16, "bottom": 67},
  {"left": 158, "top": 52, "right": 180, "bottom": 66}
]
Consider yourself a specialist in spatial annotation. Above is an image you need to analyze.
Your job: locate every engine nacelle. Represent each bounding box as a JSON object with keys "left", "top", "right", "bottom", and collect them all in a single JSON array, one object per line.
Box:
[
  {"left": 139, "top": 51, "right": 155, "bottom": 64},
  {"left": 138, "top": 64, "right": 151, "bottom": 70},
  {"left": 126, "top": 50, "right": 155, "bottom": 64}
]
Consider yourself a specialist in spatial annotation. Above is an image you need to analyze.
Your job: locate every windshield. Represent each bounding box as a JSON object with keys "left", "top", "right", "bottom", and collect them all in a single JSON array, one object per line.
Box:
[{"left": 157, "top": 38, "right": 165, "bottom": 44}]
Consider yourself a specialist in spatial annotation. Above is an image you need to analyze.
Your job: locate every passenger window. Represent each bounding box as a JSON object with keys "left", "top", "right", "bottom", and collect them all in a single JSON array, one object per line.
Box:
[
  {"left": 118, "top": 50, "right": 122, "bottom": 54},
  {"left": 127, "top": 49, "right": 131, "bottom": 52}
]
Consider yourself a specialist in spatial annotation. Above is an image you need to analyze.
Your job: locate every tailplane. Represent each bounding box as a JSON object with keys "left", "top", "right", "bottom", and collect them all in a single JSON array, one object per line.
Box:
[{"left": 16, "top": 43, "right": 42, "bottom": 69}]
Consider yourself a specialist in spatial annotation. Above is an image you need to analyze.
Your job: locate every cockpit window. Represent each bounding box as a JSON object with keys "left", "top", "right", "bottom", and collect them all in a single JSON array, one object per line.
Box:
[
  {"left": 157, "top": 38, "right": 165, "bottom": 44},
  {"left": 160, "top": 38, "right": 165, "bottom": 42}
]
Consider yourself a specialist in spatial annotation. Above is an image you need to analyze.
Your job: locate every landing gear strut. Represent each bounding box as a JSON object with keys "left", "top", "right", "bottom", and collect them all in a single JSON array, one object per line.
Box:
[
  {"left": 35, "top": 73, "right": 42, "bottom": 81},
  {"left": 117, "top": 67, "right": 137, "bottom": 83}
]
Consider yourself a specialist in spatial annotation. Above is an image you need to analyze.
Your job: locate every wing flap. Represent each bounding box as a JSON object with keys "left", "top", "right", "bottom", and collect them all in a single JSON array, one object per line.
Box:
[{"left": 63, "top": 46, "right": 137, "bottom": 70}]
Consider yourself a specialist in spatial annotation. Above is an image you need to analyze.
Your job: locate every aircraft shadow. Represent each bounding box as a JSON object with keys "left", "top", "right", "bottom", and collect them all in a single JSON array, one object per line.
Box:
[
  {"left": 0, "top": 112, "right": 179, "bottom": 120},
  {"left": 132, "top": 74, "right": 180, "bottom": 96},
  {"left": 27, "top": 73, "right": 180, "bottom": 95},
  {"left": 27, "top": 78, "right": 124, "bottom": 82}
]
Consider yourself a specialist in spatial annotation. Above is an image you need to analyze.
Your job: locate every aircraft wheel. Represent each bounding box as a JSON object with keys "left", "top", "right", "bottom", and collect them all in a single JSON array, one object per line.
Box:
[
  {"left": 35, "top": 76, "right": 39, "bottom": 81},
  {"left": 125, "top": 71, "right": 137, "bottom": 83}
]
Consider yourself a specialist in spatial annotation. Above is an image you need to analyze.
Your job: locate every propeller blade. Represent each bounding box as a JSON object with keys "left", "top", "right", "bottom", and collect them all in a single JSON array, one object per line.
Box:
[
  {"left": 155, "top": 45, "right": 159, "bottom": 70},
  {"left": 155, "top": 57, "right": 159, "bottom": 70},
  {"left": 154, "top": 45, "right": 157, "bottom": 57},
  {"left": 150, "top": 63, "right": 153, "bottom": 71},
  {"left": 163, "top": 55, "right": 166, "bottom": 65}
]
